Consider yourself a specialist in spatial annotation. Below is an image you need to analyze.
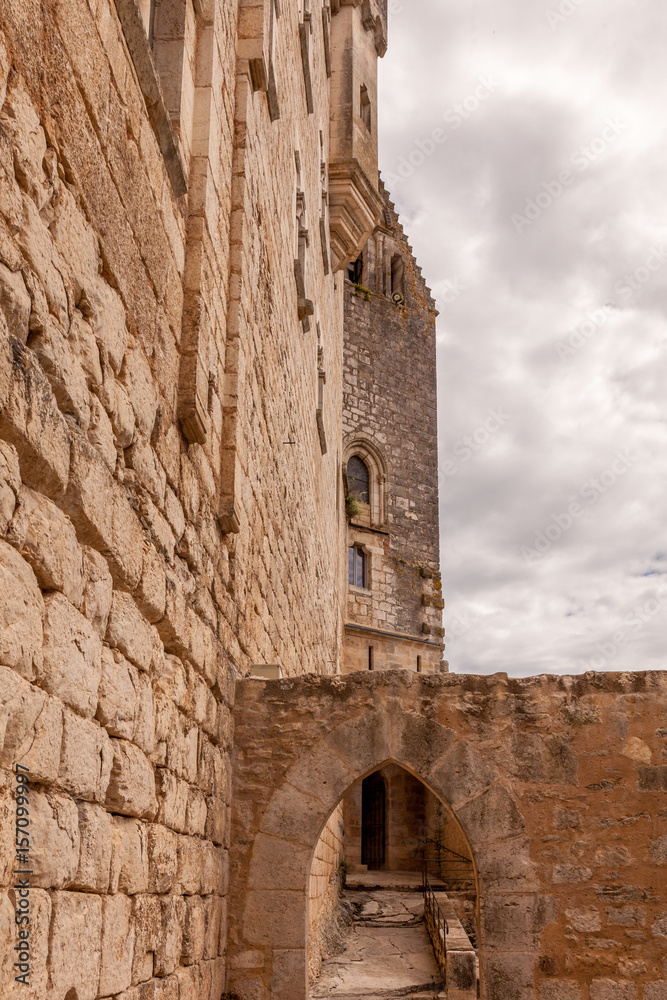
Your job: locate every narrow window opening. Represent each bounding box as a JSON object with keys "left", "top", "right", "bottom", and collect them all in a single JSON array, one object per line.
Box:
[
  {"left": 347, "top": 252, "right": 364, "bottom": 285},
  {"left": 347, "top": 455, "right": 369, "bottom": 504},
  {"left": 348, "top": 545, "right": 367, "bottom": 588},
  {"left": 360, "top": 84, "right": 372, "bottom": 132},
  {"left": 368, "top": 646, "right": 374, "bottom": 671},
  {"left": 417, "top": 656, "right": 422, "bottom": 673}
]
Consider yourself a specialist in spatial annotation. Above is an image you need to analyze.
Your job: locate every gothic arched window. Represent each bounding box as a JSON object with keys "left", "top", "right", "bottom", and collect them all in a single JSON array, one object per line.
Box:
[{"left": 347, "top": 455, "right": 369, "bottom": 504}]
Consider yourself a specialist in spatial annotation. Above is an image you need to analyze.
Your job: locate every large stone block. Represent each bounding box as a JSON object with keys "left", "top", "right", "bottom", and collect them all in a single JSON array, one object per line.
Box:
[
  {"left": 0, "top": 667, "right": 61, "bottom": 782},
  {"left": 0, "top": 886, "right": 51, "bottom": 1000},
  {"left": 30, "top": 320, "right": 91, "bottom": 430},
  {"left": 645, "top": 984, "right": 667, "bottom": 1000},
  {"left": 59, "top": 708, "right": 113, "bottom": 802},
  {"left": 96, "top": 647, "right": 137, "bottom": 740},
  {"left": 120, "top": 338, "right": 158, "bottom": 437},
  {"left": 99, "top": 893, "right": 135, "bottom": 996},
  {"left": 110, "top": 815, "right": 149, "bottom": 895},
  {"left": 106, "top": 590, "right": 155, "bottom": 670},
  {"left": 71, "top": 801, "right": 113, "bottom": 892},
  {"left": 540, "top": 983, "right": 583, "bottom": 1000},
  {"left": 40, "top": 592, "right": 102, "bottom": 718},
  {"left": 175, "top": 833, "right": 203, "bottom": 895},
  {"left": 48, "top": 891, "right": 103, "bottom": 1000},
  {"left": 59, "top": 430, "right": 144, "bottom": 589},
  {"left": 154, "top": 894, "right": 186, "bottom": 975},
  {"left": 146, "top": 822, "right": 179, "bottom": 891},
  {"left": 131, "top": 893, "right": 162, "bottom": 984},
  {"left": 182, "top": 895, "right": 206, "bottom": 965},
  {"left": 81, "top": 544, "right": 113, "bottom": 636},
  {"left": 28, "top": 788, "right": 80, "bottom": 889},
  {"left": 0, "top": 440, "right": 19, "bottom": 535},
  {"left": 0, "top": 338, "right": 70, "bottom": 497},
  {"left": 106, "top": 737, "right": 158, "bottom": 819},
  {"left": 0, "top": 540, "right": 44, "bottom": 679},
  {"left": 590, "top": 981, "right": 637, "bottom": 1000},
  {"left": 135, "top": 542, "right": 167, "bottom": 623},
  {"left": 8, "top": 485, "right": 84, "bottom": 605},
  {"left": 156, "top": 768, "right": 189, "bottom": 832}
]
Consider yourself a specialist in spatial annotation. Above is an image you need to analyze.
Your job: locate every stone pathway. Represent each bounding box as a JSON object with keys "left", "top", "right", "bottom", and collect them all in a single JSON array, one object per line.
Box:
[{"left": 310, "top": 887, "right": 444, "bottom": 999}]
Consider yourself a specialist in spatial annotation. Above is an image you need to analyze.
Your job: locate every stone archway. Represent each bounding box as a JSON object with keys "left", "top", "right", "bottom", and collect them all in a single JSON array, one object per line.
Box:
[{"left": 226, "top": 672, "right": 546, "bottom": 1000}]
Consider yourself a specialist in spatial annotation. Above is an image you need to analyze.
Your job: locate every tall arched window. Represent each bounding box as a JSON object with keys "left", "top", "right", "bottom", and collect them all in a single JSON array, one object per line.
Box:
[{"left": 347, "top": 455, "right": 369, "bottom": 503}]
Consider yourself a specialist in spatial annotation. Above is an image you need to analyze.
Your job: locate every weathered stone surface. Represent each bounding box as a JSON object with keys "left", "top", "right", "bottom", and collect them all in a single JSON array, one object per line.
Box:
[
  {"left": 7, "top": 485, "right": 84, "bottom": 604},
  {"left": 71, "top": 801, "right": 113, "bottom": 892},
  {"left": 106, "top": 737, "right": 158, "bottom": 818},
  {"left": 131, "top": 893, "right": 161, "bottom": 983},
  {"left": 540, "top": 983, "right": 583, "bottom": 1000},
  {"left": 81, "top": 544, "right": 113, "bottom": 636},
  {"left": 96, "top": 647, "right": 137, "bottom": 740},
  {"left": 30, "top": 320, "right": 91, "bottom": 430},
  {"left": 40, "top": 591, "right": 102, "bottom": 718},
  {"left": 28, "top": 788, "right": 80, "bottom": 888},
  {"left": 59, "top": 708, "right": 113, "bottom": 802},
  {"left": 0, "top": 263, "right": 31, "bottom": 340},
  {"left": 110, "top": 815, "right": 149, "bottom": 895},
  {"left": 0, "top": 670, "right": 62, "bottom": 782},
  {"left": 154, "top": 894, "right": 186, "bottom": 975},
  {"left": 106, "top": 589, "right": 154, "bottom": 670},
  {"left": 645, "top": 984, "right": 667, "bottom": 1000},
  {"left": 0, "top": 339, "right": 70, "bottom": 497},
  {"left": 99, "top": 892, "right": 135, "bottom": 995},
  {"left": 0, "top": 886, "right": 51, "bottom": 999},
  {"left": 590, "top": 981, "right": 637, "bottom": 1000},
  {"left": 48, "top": 890, "right": 103, "bottom": 1000},
  {"left": 135, "top": 542, "right": 167, "bottom": 623},
  {"left": 182, "top": 895, "right": 207, "bottom": 965},
  {"left": 0, "top": 440, "right": 19, "bottom": 535},
  {"left": 649, "top": 834, "right": 667, "bottom": 865},
  {"left": 147, "top": 821, "right": 179, "bottom": 891},
  {"left": 0, "top": 540, "right": 43, "bottom": 679}
]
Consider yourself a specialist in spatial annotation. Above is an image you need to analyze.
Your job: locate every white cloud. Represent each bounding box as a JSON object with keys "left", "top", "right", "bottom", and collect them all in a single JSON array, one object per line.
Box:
[{"left": 379, "top": 0, "right": 667, "bottom": 676}]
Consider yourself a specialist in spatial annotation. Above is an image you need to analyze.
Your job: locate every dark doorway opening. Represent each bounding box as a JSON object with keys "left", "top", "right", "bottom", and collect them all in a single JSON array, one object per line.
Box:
[{"left": 361, "top": 771, "right": 386, "bottom": 868}]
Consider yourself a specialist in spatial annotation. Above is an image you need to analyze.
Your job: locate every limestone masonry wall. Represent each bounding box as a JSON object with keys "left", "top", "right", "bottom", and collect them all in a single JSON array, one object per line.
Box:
[
  {"left": 343, "top": 185, "right": 444, "bottom": 673},
  {"left": 230, "top": 670, "right": 667, "bottom": 1000},
  {"left": 0, "top": 0, "right": 372, "bottom": 995}
]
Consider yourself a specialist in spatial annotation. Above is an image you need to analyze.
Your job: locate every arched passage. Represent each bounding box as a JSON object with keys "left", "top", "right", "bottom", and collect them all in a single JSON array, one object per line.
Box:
[{"left": 226, "top": 673, "right": 544, "bottom": 1000}]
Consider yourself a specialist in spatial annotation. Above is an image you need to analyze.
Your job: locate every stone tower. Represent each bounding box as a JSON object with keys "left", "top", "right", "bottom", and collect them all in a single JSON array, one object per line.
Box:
[{"left": 342, "top": 182, "right": 445, "bottom": 674}]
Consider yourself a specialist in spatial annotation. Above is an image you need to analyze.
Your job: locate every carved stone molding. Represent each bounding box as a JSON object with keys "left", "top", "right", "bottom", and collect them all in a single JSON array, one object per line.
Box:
[{"left": 328, "top": 159, "right": 384, "bottom": 272}]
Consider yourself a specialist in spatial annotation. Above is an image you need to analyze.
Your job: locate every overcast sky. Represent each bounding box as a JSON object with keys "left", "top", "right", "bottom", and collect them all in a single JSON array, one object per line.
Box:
[{"left": 378, "top": 0, "right": 667, "bottom": 677}]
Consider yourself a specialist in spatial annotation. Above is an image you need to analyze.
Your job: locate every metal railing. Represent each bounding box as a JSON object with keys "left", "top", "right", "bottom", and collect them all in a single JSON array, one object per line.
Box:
[
  {"left": 423, "top": 864, "right": 448, "bottom": 980},
  {"left": 423, "top": 841, "right": 476, "bottom": 891}
]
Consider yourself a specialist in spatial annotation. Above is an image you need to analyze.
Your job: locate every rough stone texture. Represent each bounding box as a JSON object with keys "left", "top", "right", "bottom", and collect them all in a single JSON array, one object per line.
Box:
[
  {"left": 342, "top": 187, "right": 444, "bottom": 676},
  {"left": 230, "top": 671, "right": 667, "bottom": 1000},
  {"left": 0, "top": 0, "right": 663, "bottom": 998}
]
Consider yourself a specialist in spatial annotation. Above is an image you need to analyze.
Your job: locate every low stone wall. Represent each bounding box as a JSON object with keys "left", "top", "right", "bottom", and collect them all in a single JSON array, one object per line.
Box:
[
  {"left": 228, "top": 669, "right": 667, "bottom": 1000},
  {"left": 308, "top": 803, "right": 345, "bottom": 981}
]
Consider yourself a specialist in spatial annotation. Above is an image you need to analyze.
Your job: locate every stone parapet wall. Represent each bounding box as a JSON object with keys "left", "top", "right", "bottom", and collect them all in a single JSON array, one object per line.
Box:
[
  {"left": 0, "top": 0, "right": 355, "bottom": 996},
  {"left": 307, "top": 802, "right": 345, "bottom": 981},
  {"left": 229, "top": 670, "right": 667, "bottom": 1000}
]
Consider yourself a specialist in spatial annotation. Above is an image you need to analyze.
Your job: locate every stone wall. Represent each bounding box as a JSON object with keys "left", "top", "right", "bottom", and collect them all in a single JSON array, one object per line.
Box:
[
  {"left": 343, "top": 184, "right": 444, "bottom": 673},
  {"left": 229, "top": 669, "right": 667, "bottom": 1000},
  {"left": 307, "top": 802, "right": 345, "bottom": 982},
  {"left": 0, "top": 0, "right": 384, "bottom": 996}
]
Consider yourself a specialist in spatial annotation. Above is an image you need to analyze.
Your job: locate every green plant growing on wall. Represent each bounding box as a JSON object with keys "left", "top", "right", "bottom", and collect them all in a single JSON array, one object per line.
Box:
[
  {"left": 353, "top": 282, "right": 372, "bottom": 302},
  {"left": 345, "top": 494, "right": 363, "bottom": 519}
]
